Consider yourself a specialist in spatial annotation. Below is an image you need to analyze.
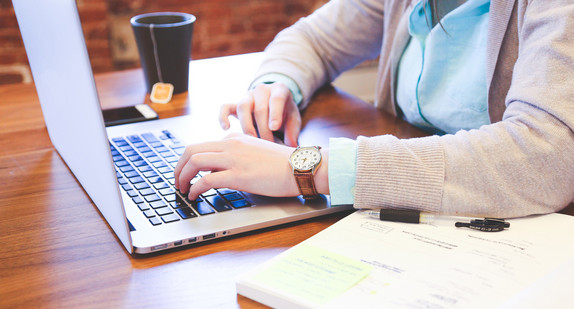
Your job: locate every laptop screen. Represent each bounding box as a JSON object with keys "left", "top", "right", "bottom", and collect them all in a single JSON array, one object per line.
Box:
[{"left": 13, "top": 0, "right": 133, "bottom": 252}]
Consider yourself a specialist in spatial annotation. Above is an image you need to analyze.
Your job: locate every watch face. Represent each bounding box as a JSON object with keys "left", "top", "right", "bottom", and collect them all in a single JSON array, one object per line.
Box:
[{"left": 290, "top": 147, "right": 322, "bottom": 171}]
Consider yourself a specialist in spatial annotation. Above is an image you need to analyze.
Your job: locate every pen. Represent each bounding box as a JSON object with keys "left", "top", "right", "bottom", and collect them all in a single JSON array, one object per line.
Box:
[
  {"left": 366, "top": 209, "right": 510, "bottom": 232},
  {"left": 366, "top": 208, "right": 462, "bottom": 224}
]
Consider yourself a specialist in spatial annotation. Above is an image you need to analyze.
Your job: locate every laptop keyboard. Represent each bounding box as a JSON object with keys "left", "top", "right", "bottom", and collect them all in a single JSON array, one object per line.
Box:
[{"left": 110, "top": 130, "right": 253, "bottom": 226}]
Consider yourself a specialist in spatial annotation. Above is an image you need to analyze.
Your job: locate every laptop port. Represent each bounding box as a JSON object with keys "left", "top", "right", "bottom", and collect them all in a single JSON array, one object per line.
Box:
[
  {"left": 202, "top": 233, "right": 216, "bottom": 240},
  {"left": 151, "top": 244, "right": 168, "bottom": 251}
]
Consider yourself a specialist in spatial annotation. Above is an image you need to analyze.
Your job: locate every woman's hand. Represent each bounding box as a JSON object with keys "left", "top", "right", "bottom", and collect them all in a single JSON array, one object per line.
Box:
[
  {"left": 174, "top": 133, "right": 300, "bottom": 200},
  {"left": 219, "top": 82, "right": 301, "bottom": 147}
]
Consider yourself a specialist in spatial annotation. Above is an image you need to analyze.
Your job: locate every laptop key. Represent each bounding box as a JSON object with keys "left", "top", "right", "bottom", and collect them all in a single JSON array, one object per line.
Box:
[
  {"left": 155, "top": 207, "right": 174, "bottom": 216},
  {"left": 154, "top": 182, "right": 169, "bottom": 190},
  {"left": 127, "top": 135, "right": 142, "bottom": 143},
  {"left": 159, "top": 188, "right": 175, "bottom": 196},
  {"left": 133, "top": 160, "right": 148, "bottom": 167},
  {"left": 204, "top": 195, "right": 233, "bottom": 212},
  {"left": 119, "top": 145, "right": 133, "bottom": 152},
  {"left": 138, "top": 165, "right": 153, "bottom": 173},
  {"left": 165, "top": 195, "right": 176, "bottom": 203},
  {"left": 133, "top": 141, "right": 146, "bottom": 148},
  {"left": 144, "top": 194, "right": 161, "bottom": 203},
  {"left": 113, "top": 140, "right": 128, "bottom": 147},
  {"left": 129, "top": 176, "right": 145, "bottom": 184},
  {"left": 137, "top": 203, "right": 150, "bottom": 211},
  {"left": 149, "top": 217, "right": 162, "bottom": 226},
  {"left": 124, "top": 171, "right": 139, "bottom": 178},
  {"left": 134, "top": 182, "right": 150, "bottom": 190},
  {"left": 176, "top": 207, "right": 198, "bottom": 219},
  {"left": 143, "top": 210, "right": 155, "bottom": 218},
  {"left": 163, "top": 194, "right": 176, "bottom": 203},
  {"left": 128, "top": 155, "right": 142, "bottom": 162},
  {"left": 152, "top": 161, "right": 167, "bottom": 169},
  {"left": 170, "top": 143, "right": 185, "bottom": 149},
  {"left": 150, "top": 200, "right": 168, "bottom": 209},
  {"left": 160, "top": 213, "right": 180, "bottom": 223},
  {"left": 142, "top": 132, "right": 159, "bottom": 143},
  {"left": 115, "top": 160, "right": 129, "bottom": 167},
  {"left": 147, "top": 155, "right": 162, "bottom": 163},
  {"left": 222, "top": 192, "right": 243, "bottom": 201},
  {"left": 155, "top": 146, "right": 169, "bottom": 153},
  {"left": 139, "top": 188, "right": 155, "bottom": 196},
  {"left": 141, "top": 149, "right": 154, "bottom": 156},
  {"left": 148, "top": 176, "right": 164, "bottom": 184},
  {"left": 165, "top": 156, "right": 178, "bottom": 163},
  {"left": 119, "top": 165, "right": 134, "bottom": 173},
  {"left": 193, "top": 201, "right": 215, "bottom": 215},
  {"left": 170, "top": 199, "right": 187, "bottom": 209},
  {"left": 162, "top": 130, "right": 175, "bottom": 139},
  {"left": 143, "top": 171, "right": 159, "bottom": 178},
  {"left": 231, "top": 199, "right": 251, "bottom": 208},
  {"left": 157, "top": 167, "right": 173, "bottom": 174}
]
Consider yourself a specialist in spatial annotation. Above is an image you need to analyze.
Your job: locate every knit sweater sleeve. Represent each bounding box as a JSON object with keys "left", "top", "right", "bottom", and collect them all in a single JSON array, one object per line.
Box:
[{"left": 252, "top": 0, "right": 385, "bottom": 109}]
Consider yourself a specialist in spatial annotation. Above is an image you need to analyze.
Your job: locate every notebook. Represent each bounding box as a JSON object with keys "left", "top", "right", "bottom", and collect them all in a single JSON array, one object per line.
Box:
[{"left": 12, "top": 0, "right": 351, "bottom": 255}]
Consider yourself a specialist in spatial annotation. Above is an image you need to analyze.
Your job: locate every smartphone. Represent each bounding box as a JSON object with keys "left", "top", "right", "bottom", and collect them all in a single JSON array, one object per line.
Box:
[{"left": 102, "top": 104, "right": 159, "bottom": 127}]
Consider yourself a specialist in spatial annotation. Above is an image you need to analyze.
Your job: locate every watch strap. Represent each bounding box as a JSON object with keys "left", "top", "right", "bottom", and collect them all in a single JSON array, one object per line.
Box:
[{"left": 294, "top": 170, "right": 319, "bottom": 199}]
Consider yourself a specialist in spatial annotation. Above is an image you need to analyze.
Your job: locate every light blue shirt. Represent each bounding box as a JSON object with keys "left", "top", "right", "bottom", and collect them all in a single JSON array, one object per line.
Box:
[
  {"left": 396, "top": 0, "right": 491, "bottom": 135},
  {"left": 329, "top": 0, "right": 491, "bottom": 205},
  {"left": 255, "top": 0, "right": 491, "bottom": 205}
]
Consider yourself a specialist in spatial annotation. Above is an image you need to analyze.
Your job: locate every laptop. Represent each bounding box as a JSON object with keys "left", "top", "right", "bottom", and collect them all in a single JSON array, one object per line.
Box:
[{"left": 12, "top": 0, "right": 351, "bottom": 255}]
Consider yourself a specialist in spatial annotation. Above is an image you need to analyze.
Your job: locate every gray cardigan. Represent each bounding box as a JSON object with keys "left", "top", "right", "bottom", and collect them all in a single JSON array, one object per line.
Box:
[{"left": 255, "top": 0, "right": 574, "bottom": 217}]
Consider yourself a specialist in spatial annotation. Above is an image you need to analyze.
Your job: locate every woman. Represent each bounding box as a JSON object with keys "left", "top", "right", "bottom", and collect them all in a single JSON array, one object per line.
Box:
[{"left": 175, "top": 0, "right": 574, "bottom": 217}]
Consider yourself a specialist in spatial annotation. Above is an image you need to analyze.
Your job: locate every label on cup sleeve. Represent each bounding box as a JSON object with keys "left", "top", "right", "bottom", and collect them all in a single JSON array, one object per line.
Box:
[{"left": 150, "top": 82, "right": 174, "bottom": 104}]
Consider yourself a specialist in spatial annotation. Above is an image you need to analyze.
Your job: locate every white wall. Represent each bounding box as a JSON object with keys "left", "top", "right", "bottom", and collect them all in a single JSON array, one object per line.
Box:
[{"left": 332, "top": 64, "right": 378, "bottom": 104}]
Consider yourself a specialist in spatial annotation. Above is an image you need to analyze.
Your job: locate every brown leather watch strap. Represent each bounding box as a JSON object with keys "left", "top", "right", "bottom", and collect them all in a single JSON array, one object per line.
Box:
[{"left": 294, "top": 170, "right": 319, "bottom": 199}]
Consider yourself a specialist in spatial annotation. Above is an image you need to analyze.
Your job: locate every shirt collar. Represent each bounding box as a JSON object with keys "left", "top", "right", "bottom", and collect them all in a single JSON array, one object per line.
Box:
[{"left": 409, "top": 0, "right": 491, "bottom": 43}]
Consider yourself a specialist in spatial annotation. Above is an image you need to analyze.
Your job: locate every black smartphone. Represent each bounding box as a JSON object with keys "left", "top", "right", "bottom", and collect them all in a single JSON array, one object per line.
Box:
[{"left": 102, "top": 104, "right": 159, "bottom": 127}]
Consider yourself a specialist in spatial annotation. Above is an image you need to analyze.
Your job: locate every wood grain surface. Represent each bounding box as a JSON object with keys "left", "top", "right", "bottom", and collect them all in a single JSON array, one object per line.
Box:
[{"left": 0, "top": 54, "right": 571, "bottom": 308}]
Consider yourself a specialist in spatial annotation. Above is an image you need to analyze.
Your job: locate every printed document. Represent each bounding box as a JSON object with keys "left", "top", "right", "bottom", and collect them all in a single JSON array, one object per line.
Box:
[{"left": 237, "top": 211, "right": 574, "bottom": 308}]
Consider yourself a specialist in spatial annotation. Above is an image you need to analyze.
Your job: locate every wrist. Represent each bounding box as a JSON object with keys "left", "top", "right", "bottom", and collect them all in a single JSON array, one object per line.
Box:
[
  {"left": 250, "top": 73, "right": 303, "bottom": 106},
  {"left": 289, "top": 146, "right": 325, "bottom": 199},
  {"left": 314, "top": 148, "right": 329, "bottom": 195}
]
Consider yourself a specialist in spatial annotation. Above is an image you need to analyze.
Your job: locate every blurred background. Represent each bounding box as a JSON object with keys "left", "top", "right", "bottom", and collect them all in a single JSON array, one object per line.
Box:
[
  {"left": 0, "top": 0, "right": 377, "bottom": 102},
  {"left": 0, "top": 0, "right": 328, "bottom": 85}
]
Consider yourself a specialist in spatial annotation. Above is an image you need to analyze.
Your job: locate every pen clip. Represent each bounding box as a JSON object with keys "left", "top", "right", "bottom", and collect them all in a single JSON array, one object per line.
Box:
[{"left": 455, "top": 218, "right": 510, "bottom": 232}]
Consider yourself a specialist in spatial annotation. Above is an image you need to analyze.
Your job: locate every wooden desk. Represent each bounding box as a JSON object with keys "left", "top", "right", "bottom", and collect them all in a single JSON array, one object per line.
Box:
[{"left": 0, "top": 53, "right": 571, "bottom": 308}]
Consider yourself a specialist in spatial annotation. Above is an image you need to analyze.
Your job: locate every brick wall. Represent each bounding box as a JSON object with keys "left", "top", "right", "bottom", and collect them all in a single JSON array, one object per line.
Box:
[{"left": 0, "top": 0, "right": 327, "bottom": 85}]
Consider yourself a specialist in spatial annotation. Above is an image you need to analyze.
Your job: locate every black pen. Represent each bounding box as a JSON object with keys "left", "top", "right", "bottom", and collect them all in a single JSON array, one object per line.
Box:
[
  {"left": 366, "top": 208, "right": 465, "bottom": 224},
  {"left": 366, "top": 209, "right": 509, "bottom": 232}
]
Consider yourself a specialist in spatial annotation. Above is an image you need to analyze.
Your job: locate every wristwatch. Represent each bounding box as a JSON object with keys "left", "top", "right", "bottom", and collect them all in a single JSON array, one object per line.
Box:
[{"left": 289, "top": 146, "right": 322, "bottom": 199}]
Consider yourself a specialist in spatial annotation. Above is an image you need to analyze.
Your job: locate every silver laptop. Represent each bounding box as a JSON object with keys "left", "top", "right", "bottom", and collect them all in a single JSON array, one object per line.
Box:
[{"left": 12, "top": 0, "right": 350, "bottom": 255}]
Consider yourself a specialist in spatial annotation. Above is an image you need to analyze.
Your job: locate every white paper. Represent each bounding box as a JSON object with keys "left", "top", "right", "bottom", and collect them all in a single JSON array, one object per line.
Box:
[
  {"left": 304, "top": 211, "right": 574, "bottom": 308},
  {"left": 238, "top": 211, "right": 574, "bottom": 309}
]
